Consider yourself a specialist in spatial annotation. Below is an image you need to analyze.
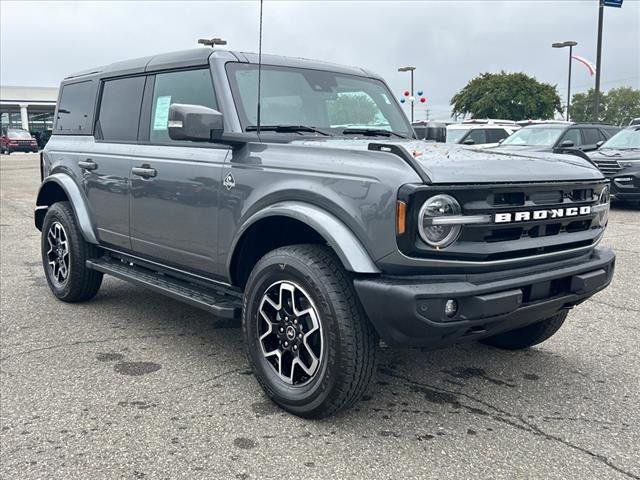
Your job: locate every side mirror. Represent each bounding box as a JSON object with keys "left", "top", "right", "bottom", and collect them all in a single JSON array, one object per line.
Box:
[
  {"left": 167, "top": 104, "right": 224, "bottom": 142},
  {"left": 498, "top": 138, "right": 504, "bottom": 144},
  {"left": 559, "top": 139, "right": 574, "bottom": 148},
  {"left": 596, "top": 140, "right": 605, "bottom": 148},
  {"left": 463, "top": 138, "right": 475, "bottom": 145}
]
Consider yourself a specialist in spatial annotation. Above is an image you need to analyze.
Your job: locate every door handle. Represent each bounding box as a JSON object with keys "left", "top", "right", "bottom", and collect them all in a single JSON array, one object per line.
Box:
[
  {"left": 132, "top": 166, "right": 157, "bottom": 178},
  {"left": 78, "top": 159, "right": 98, "bottom": 171}
]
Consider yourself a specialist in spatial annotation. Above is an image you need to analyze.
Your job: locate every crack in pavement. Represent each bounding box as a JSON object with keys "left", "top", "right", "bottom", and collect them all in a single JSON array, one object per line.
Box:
[
  {"left": 586, "top": 298, "right": 640, "bottom": 313},
  {"left": 381, "top": 369, "right": 639, "bottom": 480},
  {"left": 0, "top": 332, "right": 200, "bottom": 362},
  {"left": 154, "top": 367, "right": 243, "bottom": 395}
]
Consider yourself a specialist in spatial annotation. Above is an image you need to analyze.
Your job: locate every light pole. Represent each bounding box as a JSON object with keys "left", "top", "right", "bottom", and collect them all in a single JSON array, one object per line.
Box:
[
  {"left": 398, "top": 66, "right": 416, "bottom": 123},
  {"left": 552, "top": 41, "right": 577, "bottom": 121},
  {"left": 594, "top": 0, "right": 604, "bottom": 121}
]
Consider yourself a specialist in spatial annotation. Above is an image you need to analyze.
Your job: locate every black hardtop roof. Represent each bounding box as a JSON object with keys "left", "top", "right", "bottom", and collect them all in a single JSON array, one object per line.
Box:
[{"left": 63, "top": 48, "right": 377, "bottom": 83}]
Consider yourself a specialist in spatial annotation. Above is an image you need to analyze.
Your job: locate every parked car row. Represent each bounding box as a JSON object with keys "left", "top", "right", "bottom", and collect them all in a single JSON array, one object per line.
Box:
[{"left": 429, "top": 119, "right": 636, "bottom": 206}]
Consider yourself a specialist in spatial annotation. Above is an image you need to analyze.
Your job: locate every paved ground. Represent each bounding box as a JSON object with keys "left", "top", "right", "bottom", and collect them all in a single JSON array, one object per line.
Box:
[{"left": 1, "top": 153, "right": 639, "bottom": 480}]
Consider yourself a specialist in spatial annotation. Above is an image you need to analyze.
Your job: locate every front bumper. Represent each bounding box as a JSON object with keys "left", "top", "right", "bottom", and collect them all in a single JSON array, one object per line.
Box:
[
  {"left": 354, "top": 247, "right": 615, "bottom": 348},
  {"left": 610, "top": 173, "right": 640, "bottom": 201},
  {"left": 6, "top": 144, "right": 38, "bottom": 153}
]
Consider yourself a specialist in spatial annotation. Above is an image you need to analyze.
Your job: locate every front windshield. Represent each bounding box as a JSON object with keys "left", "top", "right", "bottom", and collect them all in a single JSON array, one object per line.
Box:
[
  {"left": 501, "top": 127, "right": 563, "bottom": 147},
  {"left": 226, "top": 63, "right": 413, "bottom": 137},
  {"left": 7, "top": 130, "right": 32, "bottom": 139},
  {"left": 446, "top": 128, "right": 469, "bottom": 144},
  {"left": 601, "top": 128, "right": 640, "bottom": 150}
]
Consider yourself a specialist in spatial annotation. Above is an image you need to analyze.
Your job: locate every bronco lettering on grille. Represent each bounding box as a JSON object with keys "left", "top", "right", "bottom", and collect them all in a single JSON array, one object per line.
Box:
[{"left": 495, "top": 206, "right": 592, "bottom": 223}]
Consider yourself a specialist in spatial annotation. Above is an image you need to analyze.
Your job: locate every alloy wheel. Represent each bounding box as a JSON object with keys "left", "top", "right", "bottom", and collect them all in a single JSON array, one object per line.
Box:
[
  {"left": 257, "top": 281, "right": 323, "bottom": 385},
  {"left": 46, "top": 221, "right": 70, "bottom": 285}
]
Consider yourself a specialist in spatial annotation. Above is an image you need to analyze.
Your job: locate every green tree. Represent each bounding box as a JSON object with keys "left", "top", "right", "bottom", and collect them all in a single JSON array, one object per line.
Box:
[
  {"left": 570, "top": 87, "right": 640, "bottom": 125},
  {"left": 603, "top": 87, "right": 640, "bottom": 125},
  {"left": 451, "top": 71, "right": 562, "bottom": 121},
  {"left": 568, "top": 89, "right": 601, "bottom": 122},
  {"left": 328, "top": 93, "right": 379, "bottom": 126}
]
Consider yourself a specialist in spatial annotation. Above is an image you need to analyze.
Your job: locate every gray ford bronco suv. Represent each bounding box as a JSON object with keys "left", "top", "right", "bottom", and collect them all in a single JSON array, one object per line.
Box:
[{"left": 36, "top": 48, "right": 615, "bottom": 418}]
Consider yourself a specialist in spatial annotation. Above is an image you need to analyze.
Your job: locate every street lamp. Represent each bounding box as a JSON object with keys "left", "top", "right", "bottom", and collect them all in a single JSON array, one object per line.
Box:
[
  {"left": 552, "top": 41, "right": 578, "bottom": 121},
  {"left": 398, "top": 66, "right": 416, "bottom": 122}
]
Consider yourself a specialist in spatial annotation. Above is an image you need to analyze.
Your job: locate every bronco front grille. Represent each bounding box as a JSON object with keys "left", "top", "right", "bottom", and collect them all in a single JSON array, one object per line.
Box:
[{"left": 397, "top": 180, "right": 608, "bottom": 265}]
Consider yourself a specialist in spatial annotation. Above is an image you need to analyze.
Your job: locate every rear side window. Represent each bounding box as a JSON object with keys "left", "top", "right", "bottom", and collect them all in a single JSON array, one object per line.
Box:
[
  {"left": 55, "top": 80, "right": 95, "bottom": 134},
  {"left": 560, "top": 128, "right": 582, "bottom": 146},
  {"left": 486, "top": 128, "right": 510, "bottom": 143},
  {"left": 96, "top": 76, "right": 145, "bottom": 142},
  {"left": 582, "top": 128, "right": 604, "bottom": 145},
  {"left": 149, "top": 69, "right": 217, "bottom": 142},
  {"left": 466, "top": 128, "right": 487, "bottom": 144}
]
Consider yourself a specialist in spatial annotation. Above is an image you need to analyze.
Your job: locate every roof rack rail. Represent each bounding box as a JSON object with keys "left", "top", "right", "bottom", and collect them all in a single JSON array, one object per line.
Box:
[{"left": 462, "top": 118, "right": 517, "bottom": 125}]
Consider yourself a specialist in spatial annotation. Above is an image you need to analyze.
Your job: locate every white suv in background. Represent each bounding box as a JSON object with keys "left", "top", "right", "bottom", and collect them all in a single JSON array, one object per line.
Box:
[{"left": 446, "top": 119, "right": 520, "bottom": 147}]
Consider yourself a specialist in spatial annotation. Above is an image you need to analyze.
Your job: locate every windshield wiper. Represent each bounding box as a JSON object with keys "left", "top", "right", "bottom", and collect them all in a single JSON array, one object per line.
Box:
[
  {"left": 245, "top": 125, "right": 331, "bottom": 136},
  {"left": 341, "top": 128, "right": 409, "bottom": 139}
]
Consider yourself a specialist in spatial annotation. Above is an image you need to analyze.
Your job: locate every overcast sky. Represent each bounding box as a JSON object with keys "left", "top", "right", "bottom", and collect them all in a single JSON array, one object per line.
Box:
[{"left": 1, "top": 0, "right": 638, "bottom": 120}]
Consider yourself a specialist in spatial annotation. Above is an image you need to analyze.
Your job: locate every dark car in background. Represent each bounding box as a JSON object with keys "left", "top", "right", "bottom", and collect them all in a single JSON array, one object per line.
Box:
[
  {"left": 1, "top": 128, "right": 39, "bottom": 154},
  {"left": 494, "top": 123, "right": 620, "bottom": 154},
  {"left": 412, "top": 120, "right": 447, "bottom": 142},
  {"left": 588, "top": 126, "right": 640, "bottom": 206}
]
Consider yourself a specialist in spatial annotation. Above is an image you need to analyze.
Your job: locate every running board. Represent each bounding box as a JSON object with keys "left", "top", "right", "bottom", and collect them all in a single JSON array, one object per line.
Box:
[{"left": 86, "top": 257, "right": 241, "bottom": 319}]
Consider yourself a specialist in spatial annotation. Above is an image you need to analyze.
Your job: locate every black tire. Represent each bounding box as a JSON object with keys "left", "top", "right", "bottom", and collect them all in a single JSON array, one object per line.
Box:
[
  {"left": 41, "top": 201, "right": 103, "bottom": 302},
  {"left": 243, "top": 244, "right": 378, "bottom": 418},
  {"left": 481, "top": 310, "right": 568, "bottom": 350}
]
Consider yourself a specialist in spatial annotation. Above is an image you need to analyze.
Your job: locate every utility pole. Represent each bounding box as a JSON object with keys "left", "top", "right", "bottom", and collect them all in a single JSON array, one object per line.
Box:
[{"left": 594, "top": 0, "right": 604, "bottom": 121}]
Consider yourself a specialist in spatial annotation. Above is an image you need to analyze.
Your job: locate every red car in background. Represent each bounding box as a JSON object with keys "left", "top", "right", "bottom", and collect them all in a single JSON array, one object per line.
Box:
[{"left": 1, "top": 128, "right": 39, "bottom": 154}]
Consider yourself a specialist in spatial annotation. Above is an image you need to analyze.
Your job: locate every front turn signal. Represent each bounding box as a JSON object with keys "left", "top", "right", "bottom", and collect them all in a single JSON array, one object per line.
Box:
[{"left": 396, "top": 200, "right": 407, "bottom": 235}]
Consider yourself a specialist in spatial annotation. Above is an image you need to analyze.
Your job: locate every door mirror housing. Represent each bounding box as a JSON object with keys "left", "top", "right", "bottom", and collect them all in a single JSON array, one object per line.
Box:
[
  {"left": 167, "top": 104, "right": 224, "bottom": 142},
  {"left": 596, "top": 140, "right": 605, "bottom": 148},
  {"left": 462, "top": 138, "right": 475, "bottom": 145},
  {"left": 559, "top": 139, "right": 575, "bottom": 148}
]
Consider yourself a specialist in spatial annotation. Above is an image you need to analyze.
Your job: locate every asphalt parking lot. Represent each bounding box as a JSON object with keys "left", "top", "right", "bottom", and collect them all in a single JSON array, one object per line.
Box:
[{"left": 1, "top": 152, "right": 639, "bottom": 480}]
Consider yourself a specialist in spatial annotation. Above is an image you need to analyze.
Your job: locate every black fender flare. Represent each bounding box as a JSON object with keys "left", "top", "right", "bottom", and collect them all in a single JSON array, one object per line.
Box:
[
  {"left": 227, "top": 201, "right": 380, "bottom": 277},
  {"left": 35, "top": 173, "right": 99, "bottom": 244}
]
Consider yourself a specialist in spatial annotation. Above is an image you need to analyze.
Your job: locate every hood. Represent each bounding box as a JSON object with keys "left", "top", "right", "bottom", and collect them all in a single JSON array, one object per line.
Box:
[
  {"left": 588, "top": 148, "right": 640, "bottom": 162},
  {"left": 490, "top": 144, "right": 554, "bottom": 153},
  {"left": 290, "top": 138, "right": 603, "bottom": 184}
]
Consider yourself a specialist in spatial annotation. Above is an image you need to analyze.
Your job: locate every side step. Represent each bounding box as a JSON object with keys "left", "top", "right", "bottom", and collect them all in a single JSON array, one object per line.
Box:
[{"left": 86, "top": 257, "right": 242, "bottom": 319}]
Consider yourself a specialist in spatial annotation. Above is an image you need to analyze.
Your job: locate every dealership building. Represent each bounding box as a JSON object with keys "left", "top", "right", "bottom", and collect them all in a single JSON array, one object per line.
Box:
[{"left": 0, "top": 85, "right": 58, "bottom": 147}]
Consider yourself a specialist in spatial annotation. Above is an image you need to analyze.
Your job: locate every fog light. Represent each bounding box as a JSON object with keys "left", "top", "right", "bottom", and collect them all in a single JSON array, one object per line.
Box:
[{"left": 444, "top": 299, "right": 458, "bottom": 318}]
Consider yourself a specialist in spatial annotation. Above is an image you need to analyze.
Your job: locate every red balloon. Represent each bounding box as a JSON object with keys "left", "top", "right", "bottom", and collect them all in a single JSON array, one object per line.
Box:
[
  {"left": 419, "top": 97, "right": 427, "bottom": 103},
  {"left": 403, "top": 90, "right": 410, "bottom": 97}
]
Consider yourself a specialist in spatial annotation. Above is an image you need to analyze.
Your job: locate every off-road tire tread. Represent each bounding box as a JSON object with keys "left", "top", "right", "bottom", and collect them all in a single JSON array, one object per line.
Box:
[
  {"left": 243, "top": 244, "right": 377, "bottom": 418},
  {"left": 43, "top": 202, "right": 103, "bottom": 302}
]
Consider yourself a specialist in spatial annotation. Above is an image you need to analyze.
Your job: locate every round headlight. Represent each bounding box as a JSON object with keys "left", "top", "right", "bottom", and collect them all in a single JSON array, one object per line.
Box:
[{"left": 418, "top": 194, "right": 462, "bottom": 248}]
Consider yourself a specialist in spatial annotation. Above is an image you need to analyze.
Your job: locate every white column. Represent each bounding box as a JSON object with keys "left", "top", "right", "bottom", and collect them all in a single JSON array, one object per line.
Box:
[{"left": 19, "top": 104, "right": 29, "bottom": 131}]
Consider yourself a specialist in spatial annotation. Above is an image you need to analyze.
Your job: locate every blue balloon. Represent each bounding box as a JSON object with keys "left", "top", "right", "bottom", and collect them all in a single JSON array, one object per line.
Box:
[
  {"left": 417, "top": 90, "right": 424, "bottom": 96},
  {"left": 400, "top": 98, "right": 406, "bottom": 103}
]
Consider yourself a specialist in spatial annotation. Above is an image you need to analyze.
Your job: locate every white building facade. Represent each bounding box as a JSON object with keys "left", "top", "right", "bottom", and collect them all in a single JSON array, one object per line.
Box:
[{"left": 0, "top": 85, "right": 58, "bottom": 147}]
